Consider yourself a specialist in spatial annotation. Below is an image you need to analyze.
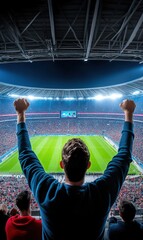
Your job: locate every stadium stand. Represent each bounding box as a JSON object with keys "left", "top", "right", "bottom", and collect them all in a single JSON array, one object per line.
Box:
[{"left": 0, "top": 97, "right": 143, "bottom": 225}]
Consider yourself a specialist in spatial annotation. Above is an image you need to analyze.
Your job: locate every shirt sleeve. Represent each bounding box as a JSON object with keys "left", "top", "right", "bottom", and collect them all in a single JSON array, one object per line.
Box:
[
  {"left": 96, "top": 121, "right": 134, "bottom": 206},
  {"left": 16, "top": 122, "right": 55, "bottom": 203}
]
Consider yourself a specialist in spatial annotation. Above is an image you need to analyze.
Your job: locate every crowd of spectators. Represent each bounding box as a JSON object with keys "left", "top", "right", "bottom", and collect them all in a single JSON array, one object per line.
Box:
[
  {"left": 0, "top": 175, "right": 142, "bottom": 212},
  {"left": 111, "top": 176, "right": 143, "bottom": 211},
  {"left": 0, "top": 176, "right": 39, "bottom": 211},
  {"left": 0, "top": 97, "right": 143, "bottom": 216},
  {"left": 0, "top": 117, "right": 143, "bottom": 166}
]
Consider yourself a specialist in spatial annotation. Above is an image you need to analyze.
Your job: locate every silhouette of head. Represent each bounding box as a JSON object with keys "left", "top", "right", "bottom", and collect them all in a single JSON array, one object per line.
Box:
[
  {"left": 119, "top": 200, "right": 136, "bottom": 222},
  {"left": 16, "top": 190, "right": 31, "bottom": 212}
]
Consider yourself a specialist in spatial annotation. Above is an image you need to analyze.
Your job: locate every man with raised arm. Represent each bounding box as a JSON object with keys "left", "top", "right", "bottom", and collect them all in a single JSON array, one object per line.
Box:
[{"left": 14, "top": 98, "right": 136, "bottom": 240}]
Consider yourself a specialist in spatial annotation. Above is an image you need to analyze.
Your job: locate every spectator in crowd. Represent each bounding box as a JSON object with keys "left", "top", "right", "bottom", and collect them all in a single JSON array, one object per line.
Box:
[
  {"left": 14, "top": 98, "right": 135, "bottom": 240},
  {"left": 108, "top": 200, "right": 143, "bottom": 240},
  {"left": 0, "top": 204, "right": 9, "bottom": 240},
  {"left": 5, "top": 190, "right": 42, "bottom": 240},
  {"left": 0, "top": 175, "right": 39, "bottom": 211}
]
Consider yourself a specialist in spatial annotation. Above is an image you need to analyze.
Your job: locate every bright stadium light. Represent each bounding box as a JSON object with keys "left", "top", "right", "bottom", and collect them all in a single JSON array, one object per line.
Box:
[
  {"left": 92, "top": 93, "right": 123, "bottom": 101},
  {"left": 47, "top": 97, "right": 53, "bottom": 100},
  {"left": 8, "top": 92, "right": 123, "bottom": 101},
  {"left": 63, "top": 97, "right": 75, "bottom": 100},
  {"left": 109, "top": 93, "right": 123, "bottom": 99},
  {"left": 86, "top": 97, "right": 98, "bottom": 100},
  {"left": 8, "top": 94, "right": 47, "bottom": 100},
  {"left": 26, "top": 95, "right": 46, "bottom": 100},
  {"left": 78, "top": 97, "right": 84, "bottom": 100},
  {"left": 132, "top": 90, "right": 140, "bottom": 95},
  {"left": 94, "top": 95, "right": 105, "bottom": 100},
  {"left": 8, "top": 94, "right": 19, "bottom": 98},
  {"left": 27, "top": 95, "right": 35, "bottom": 100}
]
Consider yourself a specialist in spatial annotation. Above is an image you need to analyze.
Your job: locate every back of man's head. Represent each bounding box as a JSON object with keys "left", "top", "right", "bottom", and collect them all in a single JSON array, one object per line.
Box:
[
  {"left": 62, "top": 138, "right": 90, "bottom": 182},
  {"left": 16, "top": 190, "right": 31, "bottom": 212},
  {"left": 119, "top": 200, "right": 136, "bottom": 222}
]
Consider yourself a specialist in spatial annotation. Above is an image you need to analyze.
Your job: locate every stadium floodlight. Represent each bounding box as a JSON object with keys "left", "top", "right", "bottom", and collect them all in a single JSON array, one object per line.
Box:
[
  {"left": 27, "top": 96, "right": 47, "bottom": 100},
  {"left": 93, "top": 93, "right": 123, "bottom": 101},
  {"left": 8, "top": 94, "right": 47, "bottom": 100},
  {"left": 94, "top": 95, "right": 105, "bottom": 100},
  {"left": 78, "top": 97, "right": 84, "bottom": 100},
  {"left": 27, "top": 95, "right": 36, "bottom": 100},
  {"left": 47, "top": 97, "right": 53, "bottom": 100},
  {"left": 27, "top": 95, "right": 49, "bottom": 100},
  {"left": 86, "top": 97, "right": 97, "bottom": 100},
  {"left": 63, "top": 97, "right": 75, "bottom": 100},
  {"left": 8, "top": 94, "right": 19, "bottom": 98},
  {"left": 132, "top": 90, "right": 140, "bottom": 95},
  {"left": 109, "top": 93, "right": 123, "bottom": 99}
]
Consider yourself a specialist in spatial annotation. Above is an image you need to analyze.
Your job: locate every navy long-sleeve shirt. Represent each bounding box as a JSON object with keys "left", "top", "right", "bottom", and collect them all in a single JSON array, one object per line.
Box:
[{"left": 17, "top": 121, "right": 134, "bottom": 240}]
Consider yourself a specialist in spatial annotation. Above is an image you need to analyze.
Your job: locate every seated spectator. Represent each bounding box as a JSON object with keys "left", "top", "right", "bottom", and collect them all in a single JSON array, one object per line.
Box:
[
  {"left": 5, "top": 190, "right": 42, "bottom": 240},
  {"left": 108, "top": 200, "right": 143, "bottom": 240},
  {"left": 0, "top": 203, "right": 9, "bottom": 240}
]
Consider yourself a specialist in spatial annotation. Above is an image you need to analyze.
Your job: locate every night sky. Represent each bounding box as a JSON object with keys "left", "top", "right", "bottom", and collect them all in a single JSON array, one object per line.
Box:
[{"left": 0, "top": 60, "right": 142, "bottom": 89}]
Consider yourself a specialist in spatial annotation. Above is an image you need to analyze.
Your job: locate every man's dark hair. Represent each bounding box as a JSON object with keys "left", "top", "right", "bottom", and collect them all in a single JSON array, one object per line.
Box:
[
  {"left": 16, "top": 190, "right": 31, "bottom": 211},
  {"left": 119, "top": 200, "right": 136, "bottom": 222},
  {"left": 62, "top": 138, "right": 90, "bottom": 182}
]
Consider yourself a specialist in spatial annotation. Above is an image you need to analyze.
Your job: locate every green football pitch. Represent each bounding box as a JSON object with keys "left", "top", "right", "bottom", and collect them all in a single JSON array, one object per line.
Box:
[{"left": 0, "top": 135, "right": 140, "bottom": 175}]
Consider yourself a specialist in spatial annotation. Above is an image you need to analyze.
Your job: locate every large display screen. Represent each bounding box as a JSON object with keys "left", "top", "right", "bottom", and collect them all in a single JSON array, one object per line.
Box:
[{"left": 60, "top": 111, "right": 77, "bottom": 118}]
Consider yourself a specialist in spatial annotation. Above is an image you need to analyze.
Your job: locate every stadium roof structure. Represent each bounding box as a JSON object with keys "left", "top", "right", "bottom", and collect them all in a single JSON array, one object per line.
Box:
[
  {"left": 0, "top": 0, "right": 143, "bottom": 99},
  {"left": 0, "top": 0, "right": 143, "bottom": 64},
  {"left": 0, "top": 76, "right": 143, "bottom": 99}
]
